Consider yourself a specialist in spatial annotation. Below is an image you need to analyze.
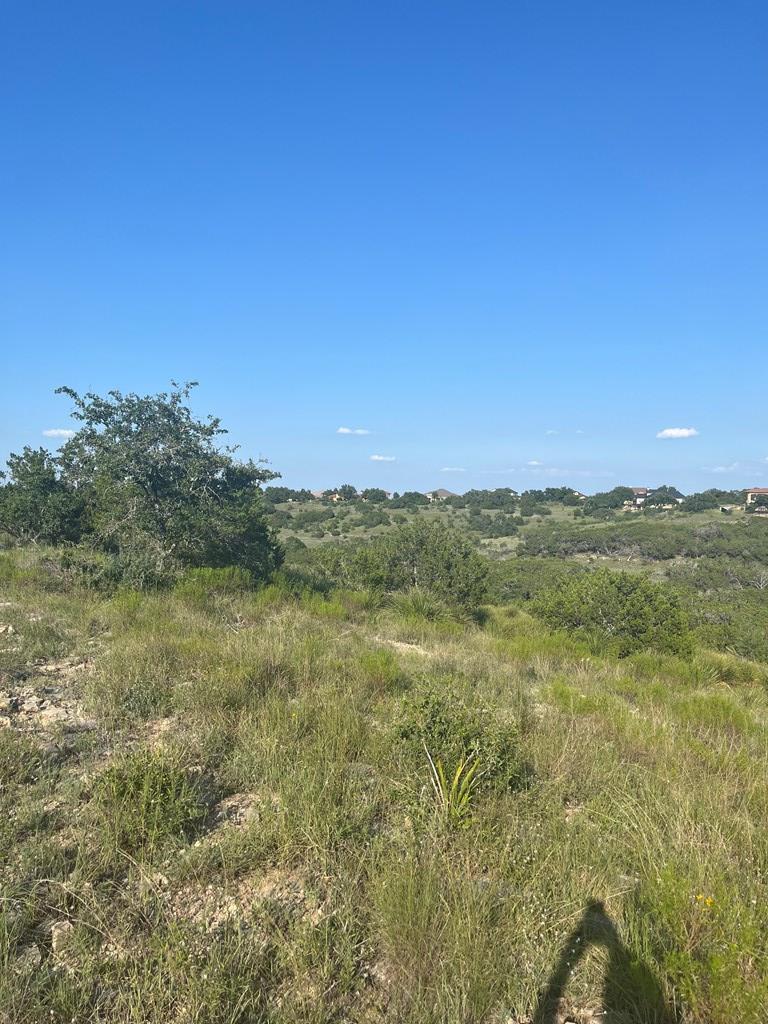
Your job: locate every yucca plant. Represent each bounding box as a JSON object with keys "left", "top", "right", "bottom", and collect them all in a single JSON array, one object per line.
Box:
[
  {"left": 392, "top": 587, "right": 451, "bottom": 622},
  {"left": 423, "top": 742, "right": 479, "bottom": 826}
]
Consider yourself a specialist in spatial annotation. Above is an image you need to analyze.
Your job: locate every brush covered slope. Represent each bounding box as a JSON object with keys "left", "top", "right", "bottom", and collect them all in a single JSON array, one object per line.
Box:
[{"left": 0, "top": 549, "right": 767, "bottom": 1024}]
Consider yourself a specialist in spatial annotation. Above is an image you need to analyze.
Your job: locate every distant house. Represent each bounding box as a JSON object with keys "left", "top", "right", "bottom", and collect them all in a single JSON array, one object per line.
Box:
[
  {"left": 624, "top": 487, "right": 649, "bottom": 510},
  {"left": 746, "top": 488, "right": 768, "bottom": 506},
  {"left": 424, "top": 488, "right": 457, "bottom": 502},
  {"left": 310, "top": 490, "right": 324, "bottom": 499}
]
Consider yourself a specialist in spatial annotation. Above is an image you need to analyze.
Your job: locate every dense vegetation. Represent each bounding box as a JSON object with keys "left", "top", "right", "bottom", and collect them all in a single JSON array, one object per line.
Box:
[
  {"left": 1, "top": 386, "right": 768, "bottom": 1021},
  {"left": 0, "top": 384, "right": 283, "bottom": 588}
]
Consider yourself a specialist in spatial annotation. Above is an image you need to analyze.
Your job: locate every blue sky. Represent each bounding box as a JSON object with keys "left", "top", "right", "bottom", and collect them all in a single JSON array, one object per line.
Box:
[{"left": 2, "top": 1, "right": 766, "bottom": 493}]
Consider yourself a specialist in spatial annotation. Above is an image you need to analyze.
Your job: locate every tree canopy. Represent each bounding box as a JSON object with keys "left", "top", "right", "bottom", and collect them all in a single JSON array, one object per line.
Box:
[
  {"left": 532, "top": 568, "right": 692, "bottom": 657},
  {"left": 0, "top": 383, "right": 283, "bottom": 585},
  {"left": 351, "top": 519, "right": 489, "bottom": 609},
  {"left": 0, "top": 447, "right": 86, "bottom": 544}
]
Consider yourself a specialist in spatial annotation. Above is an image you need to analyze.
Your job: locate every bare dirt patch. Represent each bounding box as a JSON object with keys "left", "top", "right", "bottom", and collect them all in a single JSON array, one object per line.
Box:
[
  {"left": 166, "top": 866, "right": 323, "bottom": 935},
  {"left": 0, "top": 658, "right": 96, "bottom": 735}
]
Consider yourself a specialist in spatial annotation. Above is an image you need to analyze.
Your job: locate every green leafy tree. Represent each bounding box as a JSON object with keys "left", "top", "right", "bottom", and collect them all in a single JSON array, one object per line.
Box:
[
  {"left": 522, "top": 487, "right": 580, "bottom": 506},
  {"left": 519, "top": 495, "right": 552, "bottom": 517},
  {"left": 335, "top": 484, "right": 358, "bottom": 500},
  {"left": 681, "top": 488, "right": 745, "bottom": 512},
  {"left": 0, "top": 447, "right": 85, "bottom": 543},
  {"left": 361, "top": 487, "right": 389, "bottom": 503},
  {"left": 263, "top": 486, "right": 314, "bottom": 504},
  {"left": 54, "top": 383, "right": 283, "bottom": 580},
  {"left": 583, "top": 487, "right": 634, "bottom": 515},
  {"left": 533, "top": 568, "right": 692, "bottom": 657},
  {"left": 645, "top": 485, "right": 684, "bottom": 507},
  {"left": 390, "top": 490, "right": 430, "bottom": 509},
  {"left": 351, "top": 519, "right": 489, "bottom": 609},
  {"left": 447, "top": 488, "right": 518, "bottom": 511}
]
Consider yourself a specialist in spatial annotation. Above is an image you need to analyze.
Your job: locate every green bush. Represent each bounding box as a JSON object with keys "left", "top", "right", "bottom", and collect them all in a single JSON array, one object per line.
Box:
[
  {"left": 533, "top": 568, "right": 693, "bottom": 657},
  {"left": 397, "top": 686, "right": 529, "bottom": 793},
  {"left": 352, "top": 520, "right": 489, "bottom": 610},
  {"left": 488, "top": 556, "right": 584, "bottom": 602},
  {"left": 44, "top": 545, "right": 121, "bottom": 591}
]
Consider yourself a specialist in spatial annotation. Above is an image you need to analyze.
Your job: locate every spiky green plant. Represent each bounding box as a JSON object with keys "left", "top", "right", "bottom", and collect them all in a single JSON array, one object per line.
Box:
[{"left": 424, "top": 742, "right": 479, "bottom": 826}]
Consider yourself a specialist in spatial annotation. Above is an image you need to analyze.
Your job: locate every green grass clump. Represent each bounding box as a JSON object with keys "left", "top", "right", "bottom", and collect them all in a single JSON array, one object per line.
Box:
[
  {"left": 175, "top": 564, "right": 254, "bottom": 602},
  {"left": 0, "top": 730, "right": 47, "bottom": 787},
  {"left": 91, "top": 747, "right": 210, "bottom": 858},
  {"left": 358, "top": 647, "right": 405, "bottom": 692},
  {"left": 391, "top": 586, "right": 452, "bottom": 622}
]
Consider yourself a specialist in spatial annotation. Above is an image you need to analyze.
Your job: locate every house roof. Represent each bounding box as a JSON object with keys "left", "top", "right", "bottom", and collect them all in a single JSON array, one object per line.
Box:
[
  {"left": 748, "top": 487, "right": 768, "bottom": 494},
  {"left": 631, "top": 487, "right": 649, "bottom": 495},
  {"left": 425, "top": 488, "right": 457, "bottom": 497}
]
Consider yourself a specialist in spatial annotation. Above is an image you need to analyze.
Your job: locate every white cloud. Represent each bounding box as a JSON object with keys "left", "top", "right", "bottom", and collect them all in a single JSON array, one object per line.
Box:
[
  {"left": 656, "top": 427, "right": 699, "bottom": 439},
  {"left": 43, "top": 428, "right": 74, "bottom": 438},
  {"left": 545, "top": 429, "right": 559, "bottom": 436},
  {"left": 527, "top": 460, "right": 543, "bottom": 466},
  {"left": 370, "top": 454, "right": 395, "bottom": 462},
  {"left": 337, "top": 426, "right": 370, "bottom": 435},
  {"left": 704, "top": 462, "right": 740, "bottom": 474},
  {"left": 441, "top": 466, "right": 466, "bottom": 473}
]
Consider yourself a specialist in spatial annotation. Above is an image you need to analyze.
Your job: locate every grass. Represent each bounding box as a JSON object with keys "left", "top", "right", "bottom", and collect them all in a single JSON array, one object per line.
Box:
[{"left": 0, "top": 547, "right": 767, "bottom": 1022}]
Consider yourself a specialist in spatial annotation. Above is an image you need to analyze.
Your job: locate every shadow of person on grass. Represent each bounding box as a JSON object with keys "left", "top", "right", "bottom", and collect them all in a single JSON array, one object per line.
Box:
[{"left": 532, "top": 900, "right": 677, "bottom": 1024}]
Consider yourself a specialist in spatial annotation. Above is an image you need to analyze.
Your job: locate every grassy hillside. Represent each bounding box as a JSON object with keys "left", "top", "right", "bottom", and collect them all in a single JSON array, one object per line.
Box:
[
  {"left": 278, "top": 498, "right": 768, "bottom": 668},
  {"left": 266, "top": 494, "right": 748, "bottom": 557},
  {"left": 1, "top": 548, "right": 767, "bottom": 1023}
]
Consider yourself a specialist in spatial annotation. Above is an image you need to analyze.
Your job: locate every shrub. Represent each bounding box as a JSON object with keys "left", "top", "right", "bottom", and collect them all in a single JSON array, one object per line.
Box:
[
  {"left": 47, "top": 545, "right": 120, "bottom": 591},
  {"left": 352, "top": 520, "right": 489, "bottom": 610},
  {"left": 397, "top": 686, "right": 528, "bottom": 793},
  {"left": 488, "top": 556, "right": 584, "bottom": 602},
  {"left": 533, "top": 568, "right": 693, "bottom": 657}
]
